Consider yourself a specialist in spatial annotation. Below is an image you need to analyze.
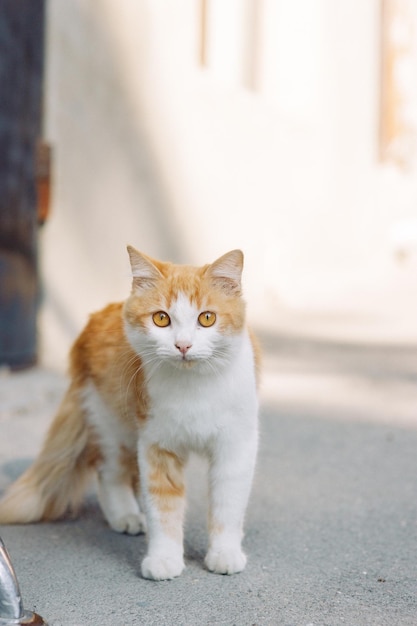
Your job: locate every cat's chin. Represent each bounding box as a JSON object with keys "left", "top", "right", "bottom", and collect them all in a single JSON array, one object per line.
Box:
[
  {"left": 169, "top": 357, "right": 223, "bottom": 375},
  {"left": 171, "top": 358, "right": 198, "bottom": 371}
]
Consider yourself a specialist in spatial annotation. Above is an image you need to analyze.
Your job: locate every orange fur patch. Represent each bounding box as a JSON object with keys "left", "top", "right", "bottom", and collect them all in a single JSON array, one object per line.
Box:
[
  {"left": 249, "top": 328, "right": 262, "bottom": 387},
  {"left": 147, "top": 445, "right": 185, "bottom": 541},
  {"left": 71, "top": 303, "right": 148, "bottom": 424},
  {"left": 147, "top": 445, "right": 185, "bottom": 504}
]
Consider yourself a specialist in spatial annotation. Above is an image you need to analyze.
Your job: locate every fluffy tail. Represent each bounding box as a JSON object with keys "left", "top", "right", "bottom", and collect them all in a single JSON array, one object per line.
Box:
[{"left": 0, "top": 384, "right": 98, "bottom": 524}]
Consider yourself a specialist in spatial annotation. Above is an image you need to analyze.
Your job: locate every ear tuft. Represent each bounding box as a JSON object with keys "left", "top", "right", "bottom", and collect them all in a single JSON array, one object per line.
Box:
[
  {"left": 127, "top": 245, "right": 162, "bottom": 291},
  {"left": 208, "top": 249, "right": 244, "bottom": 295}
]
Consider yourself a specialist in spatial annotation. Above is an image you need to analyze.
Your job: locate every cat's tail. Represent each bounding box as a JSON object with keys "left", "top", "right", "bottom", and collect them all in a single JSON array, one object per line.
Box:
[{"left": 0, "top": 384, "right": 97, "bottom": 524}]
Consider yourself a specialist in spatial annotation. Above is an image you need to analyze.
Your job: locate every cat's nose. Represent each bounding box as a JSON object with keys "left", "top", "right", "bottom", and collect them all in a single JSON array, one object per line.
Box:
[{"left": 175, "top": 341, "right": 192, "bottom": 356}]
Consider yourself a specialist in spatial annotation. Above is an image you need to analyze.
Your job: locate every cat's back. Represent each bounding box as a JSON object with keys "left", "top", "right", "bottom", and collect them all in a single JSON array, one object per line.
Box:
[
  {"left": 69, "top": 302, "right": 146, "bottom": 420},
  {"left": 70, "top": 302, "right": 126, "bottom": 377}
]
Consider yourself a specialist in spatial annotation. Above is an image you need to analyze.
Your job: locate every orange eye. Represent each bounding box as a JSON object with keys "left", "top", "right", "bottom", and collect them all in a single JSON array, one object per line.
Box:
[
  {"left": 198, "top": 311, "right": 216, "bottom": 327},
  {"left": 152, "top": 311, "right": 171, "bottom": 327}
]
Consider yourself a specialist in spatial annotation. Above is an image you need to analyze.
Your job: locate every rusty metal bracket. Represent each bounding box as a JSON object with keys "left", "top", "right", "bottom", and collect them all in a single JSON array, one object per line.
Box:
[{"left": 36, "top": 141, "right": 52, "bottom": 226}]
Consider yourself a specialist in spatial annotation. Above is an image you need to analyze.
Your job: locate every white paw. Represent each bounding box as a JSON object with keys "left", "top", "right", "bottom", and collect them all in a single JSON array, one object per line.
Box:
[
  {"left": 110, "top": 513, "right": 147, "bottom": 535},
  {"left": 205, "top": 546, "right": 247, "bottom": 575},
  {"left": 141, "top": 554, "right": 185, "bottom": 581}
]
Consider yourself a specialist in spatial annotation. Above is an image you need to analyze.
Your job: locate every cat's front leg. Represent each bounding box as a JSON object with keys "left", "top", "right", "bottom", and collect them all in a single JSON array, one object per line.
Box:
[
  {"left": 139, "top": 442, "right": 186, "bottom": 581},
  {"left": 97, "top": 446, "right": 146, "bottom": 535},
  {"left": 205, "top": 436, "right": 257, "bottom": 575}
]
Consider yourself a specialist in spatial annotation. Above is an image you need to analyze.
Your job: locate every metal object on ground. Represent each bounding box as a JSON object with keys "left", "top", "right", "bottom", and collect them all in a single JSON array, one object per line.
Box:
[{"left": 0, "top": 538, "right": 47, "bottom": 625}]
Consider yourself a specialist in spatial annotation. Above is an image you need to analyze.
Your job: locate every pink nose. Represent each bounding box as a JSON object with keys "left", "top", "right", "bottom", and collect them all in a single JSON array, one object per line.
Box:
[{"left": 175, "top": 342, "right": 192, "bottom": 355}]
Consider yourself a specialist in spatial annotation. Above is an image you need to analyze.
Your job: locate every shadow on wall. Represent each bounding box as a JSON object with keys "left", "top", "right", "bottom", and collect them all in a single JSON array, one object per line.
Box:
[{"left": 41, "top": 1, "right": 190, "bottom": 365}]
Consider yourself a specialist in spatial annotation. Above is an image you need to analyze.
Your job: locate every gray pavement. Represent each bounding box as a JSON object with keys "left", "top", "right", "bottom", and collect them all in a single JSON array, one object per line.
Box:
[{"left": 1, "top": 332, "right": 417, "bottom": 626}]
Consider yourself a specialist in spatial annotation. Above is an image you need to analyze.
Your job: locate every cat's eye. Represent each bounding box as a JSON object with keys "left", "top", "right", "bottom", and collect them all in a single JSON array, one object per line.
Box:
[
  {"left": 198, "top": 311, "right": 216, "bottom": 327},
  {"left": 152, "top": 311, "right": 171, "bottom": 327}
]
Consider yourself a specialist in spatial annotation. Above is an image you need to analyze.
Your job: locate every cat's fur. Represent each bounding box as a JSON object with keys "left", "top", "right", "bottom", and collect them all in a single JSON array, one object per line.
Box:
[{"left": 0, "top": 247, "right": 259, "bottom": 580}]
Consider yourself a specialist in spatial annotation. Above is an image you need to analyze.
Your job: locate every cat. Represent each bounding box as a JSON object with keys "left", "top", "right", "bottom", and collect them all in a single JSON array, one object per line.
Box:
[{"left": 0, "top": 246, "right": 260, "bottom": 581}]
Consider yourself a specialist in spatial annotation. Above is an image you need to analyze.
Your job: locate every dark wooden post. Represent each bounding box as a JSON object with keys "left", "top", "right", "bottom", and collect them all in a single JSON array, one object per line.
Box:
[{"left": 0, "top": 0, "right": 46, "bottom": 369}]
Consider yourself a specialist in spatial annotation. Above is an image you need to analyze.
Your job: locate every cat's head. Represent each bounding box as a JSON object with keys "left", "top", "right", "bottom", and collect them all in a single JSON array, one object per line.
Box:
[{"left": 123, "top": 246, "right": 246, "bottom": 373}]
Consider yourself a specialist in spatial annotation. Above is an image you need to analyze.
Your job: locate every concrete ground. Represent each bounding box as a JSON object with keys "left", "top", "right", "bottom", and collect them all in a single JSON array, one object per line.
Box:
[{"left": 0, "top": 329, "right": 417, "bottom": 626}]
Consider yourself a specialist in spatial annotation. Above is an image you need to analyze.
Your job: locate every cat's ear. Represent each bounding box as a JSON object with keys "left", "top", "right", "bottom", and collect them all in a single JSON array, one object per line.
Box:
[
  {"left": 207, "top": 249, "right": 244, "bottom": 295},
  {"left": 127, "top": 245, "right": 162, "bottom": 291}
]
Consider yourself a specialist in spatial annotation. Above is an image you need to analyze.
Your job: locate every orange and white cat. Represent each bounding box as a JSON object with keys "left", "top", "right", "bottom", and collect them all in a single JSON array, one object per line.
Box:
[{"left": 0, "top": 247, "right": 259, "bottom": 580}]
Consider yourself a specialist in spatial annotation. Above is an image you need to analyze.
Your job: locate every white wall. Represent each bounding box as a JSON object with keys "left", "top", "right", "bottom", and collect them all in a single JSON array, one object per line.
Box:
[{"left": 41, "top": 0, "right": 417, "bottom": 368}]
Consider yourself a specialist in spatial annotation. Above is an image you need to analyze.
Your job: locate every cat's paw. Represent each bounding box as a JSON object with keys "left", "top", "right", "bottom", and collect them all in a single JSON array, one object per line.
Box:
[
  {"left": 110, "top": 513, "right": 147, "bottom": 535},
  {"left": 205, "top": 546, "right": 247, "bottom": 575},
  {"left": 141, "top": 554, "right": 185, "bottom": 581}
]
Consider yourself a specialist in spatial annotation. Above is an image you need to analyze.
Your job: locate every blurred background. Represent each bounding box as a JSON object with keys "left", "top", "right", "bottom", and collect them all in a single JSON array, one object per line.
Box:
[
  {"left": 1, "top": 0, "right": 417, "bottom": 371},
  {"left": 2, "top": 6, "right": 417, "bottom": 622}
]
